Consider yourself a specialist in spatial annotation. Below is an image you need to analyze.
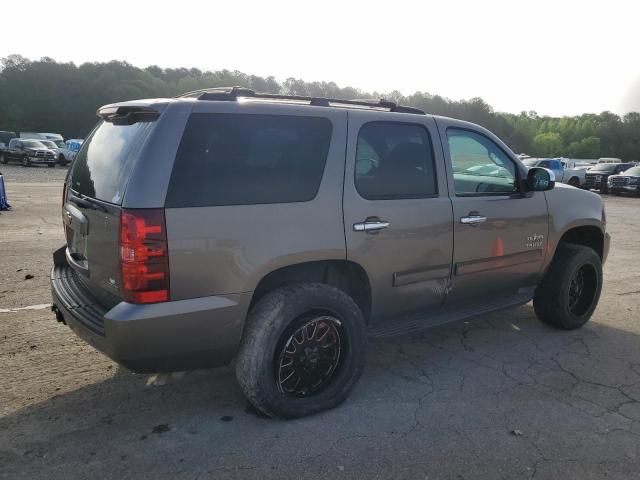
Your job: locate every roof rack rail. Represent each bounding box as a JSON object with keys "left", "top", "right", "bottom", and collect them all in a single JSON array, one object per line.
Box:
[{"left": 176, "top": 86, "right": 425, "bottom": 115}]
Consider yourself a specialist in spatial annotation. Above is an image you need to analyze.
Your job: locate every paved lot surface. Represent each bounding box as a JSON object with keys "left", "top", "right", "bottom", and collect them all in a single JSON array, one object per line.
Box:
[{"left": 1, "top": 163, "right": 639, "bottom": 479}]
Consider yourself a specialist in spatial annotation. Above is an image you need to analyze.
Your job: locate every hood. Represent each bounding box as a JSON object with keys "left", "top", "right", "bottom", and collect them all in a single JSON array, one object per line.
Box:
[{"left": 25, "top": 148, "right": 52, "bottom": 153}]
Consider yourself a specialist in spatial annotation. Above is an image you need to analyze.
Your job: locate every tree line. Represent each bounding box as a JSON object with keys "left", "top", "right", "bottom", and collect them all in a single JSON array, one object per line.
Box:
[{"left": 1, "top": 54, "right": 639, "bottom": 160}]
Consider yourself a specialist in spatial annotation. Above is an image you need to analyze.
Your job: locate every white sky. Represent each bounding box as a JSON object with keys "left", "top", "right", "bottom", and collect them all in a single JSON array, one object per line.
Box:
[{"left": 2, "top": 0, "right": 639, "bottom": 116}]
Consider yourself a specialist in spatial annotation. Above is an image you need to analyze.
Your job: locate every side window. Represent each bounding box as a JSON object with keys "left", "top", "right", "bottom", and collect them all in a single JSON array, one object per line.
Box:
[
  {"left": 166, "top": 114, "right": 332, "bottom": 207},
  {"left": 447, "top": 129, "right": 518, "bottom": 196},
  {"left": 539, "top": 160, "right": 551, "bottom": 168},
  {"left": 355, "top": 122, "right": 437, "bottom": 200}
]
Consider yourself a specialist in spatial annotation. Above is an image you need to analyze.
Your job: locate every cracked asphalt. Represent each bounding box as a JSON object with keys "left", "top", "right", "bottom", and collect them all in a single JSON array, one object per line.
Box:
[{"left": 1, "top": 163, "right": 639, "bottom": 479}]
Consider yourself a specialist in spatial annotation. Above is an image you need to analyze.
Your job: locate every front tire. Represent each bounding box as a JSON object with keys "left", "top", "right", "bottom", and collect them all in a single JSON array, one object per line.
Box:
[
  {"left": 22, "top": 155, "right": 31, "bottom": 167},
  {"left": 58, "top": 155, "right": 67, "bottom": 166},
  {"left": 0, "top": 153, "right": 7, "bottom": 164},
  {"left": 568, "top": 177, "right": 580, "bottom": 187},
  {"left": 236, "top": 283, "right": 367, "bottom": 419},
  {"left": 533, "top": 244, "right": 602, "bottom": 330}
]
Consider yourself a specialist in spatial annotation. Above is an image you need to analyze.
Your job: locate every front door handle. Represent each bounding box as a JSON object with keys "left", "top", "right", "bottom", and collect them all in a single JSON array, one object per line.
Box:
[
  {"left": 353, "top": 220, "right": 390, "bottom": 233},
  {"left": 460, "top": 214, "right": 487, "bottom": 226}
]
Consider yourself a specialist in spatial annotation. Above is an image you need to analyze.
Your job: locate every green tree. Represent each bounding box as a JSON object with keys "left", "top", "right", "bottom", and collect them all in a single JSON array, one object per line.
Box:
[
  {"left": 566, "top": 136, "right": 600, "bottom": 158},
  {"left": 1, "top": 54, "right": 640, "bottom": 162},
  {"left": 532, "top": 132, "right": 563, "bottom": 156}
]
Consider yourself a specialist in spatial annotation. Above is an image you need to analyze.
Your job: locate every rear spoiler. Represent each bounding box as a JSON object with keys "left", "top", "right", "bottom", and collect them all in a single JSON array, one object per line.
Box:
[{"left": 96, "top": 105, "right": 160, "bottom": 125}]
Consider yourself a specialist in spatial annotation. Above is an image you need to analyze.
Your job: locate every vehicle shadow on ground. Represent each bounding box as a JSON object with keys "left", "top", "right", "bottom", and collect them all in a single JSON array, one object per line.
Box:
[{"left": 2, "top": 303, "right": 640, "bottom": 479}]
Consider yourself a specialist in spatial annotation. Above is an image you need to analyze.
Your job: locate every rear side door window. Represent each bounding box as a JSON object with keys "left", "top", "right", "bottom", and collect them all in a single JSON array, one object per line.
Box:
[
  {"left": 447, "top": 129, "right": 518, "bottom": 196},
  {"left": 166, "top": 114, "right": 332, "bottom": 207},
  {"left": 354, "top": 122, "right": 437, "bottom": 200}
]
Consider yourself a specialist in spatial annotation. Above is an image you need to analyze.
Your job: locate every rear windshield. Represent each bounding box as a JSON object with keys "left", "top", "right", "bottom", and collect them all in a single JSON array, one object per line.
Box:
[
  {"left": 166, "top": 113, "right": 332, "bottom": 208},
  {"left": 70, "top": 120, "right": 155, "bottom": 204}
]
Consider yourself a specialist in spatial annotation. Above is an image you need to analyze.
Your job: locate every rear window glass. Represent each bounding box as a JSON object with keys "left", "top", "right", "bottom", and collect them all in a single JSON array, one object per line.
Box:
[
  {"left": 355, "top": 122, "right": 437, "bottom": 200},
  {"left": 166, "top": 113, "right": 332, "bottom": 207},
  {"left": 70, "top": 121, "right": 155, "bottom": 204}
]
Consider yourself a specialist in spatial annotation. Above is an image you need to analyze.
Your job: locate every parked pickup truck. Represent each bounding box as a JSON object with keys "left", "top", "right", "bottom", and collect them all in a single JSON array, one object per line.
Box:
[
  {"left": 51, "top": 88, "right": 610, "bottom": 419},
  {"left": 605, "top": 165, "right": 640, "bottom": 195},
  {"left": 584, "top": 163, "right": 636, "bottom": 193},
  {"left": 0, "top": 138, "right": 56, "bottom": 167},
  {"left": 522, "top": 158, "right": 585, "bottom": 187},
  {"left": 57, "top": 139, "right": 83, "bottom": 166}
]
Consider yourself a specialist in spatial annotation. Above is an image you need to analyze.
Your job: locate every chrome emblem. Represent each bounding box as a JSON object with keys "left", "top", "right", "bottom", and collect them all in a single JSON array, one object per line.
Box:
[{"left": 526, "top": 233, "right": 544, "bottom": 249}]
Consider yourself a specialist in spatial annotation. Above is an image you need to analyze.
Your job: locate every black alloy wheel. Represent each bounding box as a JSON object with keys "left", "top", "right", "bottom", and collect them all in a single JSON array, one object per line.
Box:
[{"left": 275, "top": 314, "right": 344, "bottom": 397}]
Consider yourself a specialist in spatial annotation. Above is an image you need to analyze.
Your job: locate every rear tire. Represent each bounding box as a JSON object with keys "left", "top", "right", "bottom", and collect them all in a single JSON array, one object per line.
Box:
[
  {"left": 236, "top": 283, "right": 367, "bottom": 419},
  {"left": 533, "top": 244, "right": 602, "bottom": 330},
  {"left": 0, "top": 153, "right": 7, "bottom": 164}
]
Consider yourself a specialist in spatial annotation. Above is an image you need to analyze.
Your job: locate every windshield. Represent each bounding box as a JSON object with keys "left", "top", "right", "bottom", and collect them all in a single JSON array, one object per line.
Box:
[
  {"left": 22, "top": 140, "right": 46, "bottom": 148},
  {"left": 622, "top": 166, "right": 640, "bottom": 176},
  {"left": 40, "top": 141, "right": 57, "bottom": 148},
  {"left": 522, "top": 159, "right": 539, "bottom": 167},
  {"left": 590, "top": 164, "right": 616, "bottom": 172}
]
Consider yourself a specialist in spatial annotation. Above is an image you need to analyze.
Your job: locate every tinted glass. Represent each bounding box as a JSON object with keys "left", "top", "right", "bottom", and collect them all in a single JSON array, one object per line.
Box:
[
  {"left": 448, "top": 129, "right": 518, "bottom": 195},
  {"left": 70, "top": 120, "right": 156, "bottom": 204},
  {"left": 166, "top": 114, "right": 332, "bottom": 207},
  {"left": 355, "top": 122, "right": 436, "bottom": 200}
]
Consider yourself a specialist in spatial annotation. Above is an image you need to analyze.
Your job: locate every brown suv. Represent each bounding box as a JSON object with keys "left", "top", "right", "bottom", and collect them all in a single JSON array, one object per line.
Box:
[{"left": 51, "top": 87, "right": 610, "bottom": 418}]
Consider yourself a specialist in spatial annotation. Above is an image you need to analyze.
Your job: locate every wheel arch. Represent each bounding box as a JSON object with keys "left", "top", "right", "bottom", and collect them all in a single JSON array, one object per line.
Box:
[
  {"left": 556, "top": 225, "right": 605, "bottom": 260},
  {"left": 250, "top": 260, "right": 372, "bottom": 322}
]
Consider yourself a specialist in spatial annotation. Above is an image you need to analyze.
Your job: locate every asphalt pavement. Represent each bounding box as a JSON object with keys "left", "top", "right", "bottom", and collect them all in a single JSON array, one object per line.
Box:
[{"left": 1, "top": 163, "right": 639, "bottom": 479}]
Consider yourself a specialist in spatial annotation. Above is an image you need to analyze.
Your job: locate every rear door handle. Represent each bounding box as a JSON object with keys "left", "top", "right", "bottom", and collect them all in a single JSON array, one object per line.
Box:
[
  {"left": 353, "top": 220, "right": 390, "bottom": 233},
  {"left": 460, "top": 215, "right": 487, "bottom": 226}
]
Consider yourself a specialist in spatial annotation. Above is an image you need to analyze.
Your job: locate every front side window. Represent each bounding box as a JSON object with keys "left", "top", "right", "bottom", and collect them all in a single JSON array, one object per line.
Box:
[
  {"left": 166, "top": 114, "right": 332, "bottom": 207},
  {"left": 447, "top": 129, "right": 518, "bottom": 196},
  {"left": 355, "top": 122, "right": 437, "bottom": 200}
]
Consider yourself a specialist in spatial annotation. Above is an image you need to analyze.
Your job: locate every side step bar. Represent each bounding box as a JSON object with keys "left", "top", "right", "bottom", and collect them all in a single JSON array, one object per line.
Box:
[{"left": 367, "top": 291, "right": 534, "bottom": 338}]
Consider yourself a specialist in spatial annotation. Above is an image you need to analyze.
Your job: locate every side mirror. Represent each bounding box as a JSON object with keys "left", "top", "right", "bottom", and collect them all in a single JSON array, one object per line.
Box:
[{"left": 525, "top": 167, "right": 555, "bottom": 192}]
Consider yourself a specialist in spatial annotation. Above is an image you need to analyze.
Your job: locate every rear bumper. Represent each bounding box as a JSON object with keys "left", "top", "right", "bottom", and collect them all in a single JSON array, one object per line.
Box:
[{"left": 50, "top": 246, "right": 251, "bottom": 373}]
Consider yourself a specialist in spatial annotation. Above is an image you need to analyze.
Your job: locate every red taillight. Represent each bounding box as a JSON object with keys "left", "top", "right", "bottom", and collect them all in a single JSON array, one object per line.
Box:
[{"left": 119, "top": 209, "right": 169, "bottom": 304}]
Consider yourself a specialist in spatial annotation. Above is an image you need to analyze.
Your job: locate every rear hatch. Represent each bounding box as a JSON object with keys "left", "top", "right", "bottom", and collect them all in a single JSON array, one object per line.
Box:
[{"left": 63, "top": 106, "right": 160, "bottom": 308}]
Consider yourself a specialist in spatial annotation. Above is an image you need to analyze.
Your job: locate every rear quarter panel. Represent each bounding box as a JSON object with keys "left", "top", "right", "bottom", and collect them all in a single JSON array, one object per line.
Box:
[{"left": 164, "top": 102, "right": 349, "bottom": 300}]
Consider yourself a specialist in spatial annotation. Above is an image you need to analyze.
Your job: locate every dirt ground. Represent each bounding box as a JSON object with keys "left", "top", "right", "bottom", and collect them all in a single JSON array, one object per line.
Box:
[{"left": 1, "top": 163, "right": 639, "bottom": 479}]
